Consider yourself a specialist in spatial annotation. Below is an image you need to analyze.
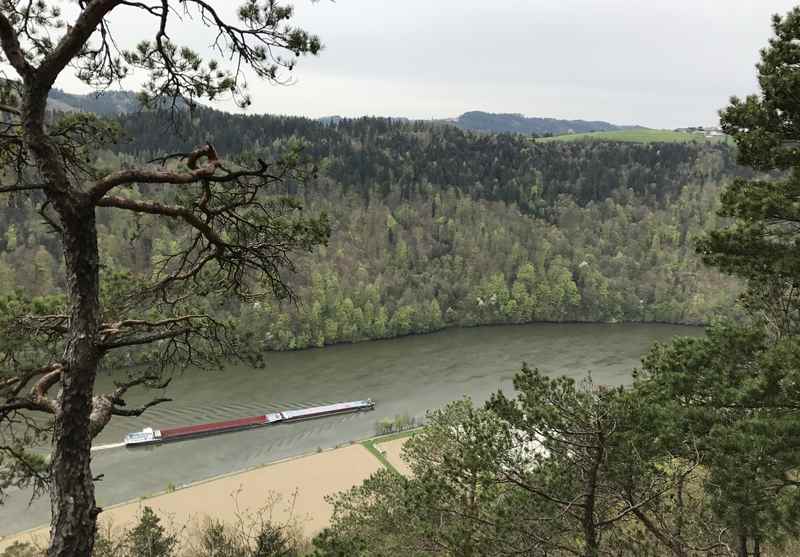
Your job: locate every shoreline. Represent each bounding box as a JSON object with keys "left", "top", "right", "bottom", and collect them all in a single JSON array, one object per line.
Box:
[
  {"left": 0, "top": 442, "right": 376, "bottom": 550},
  {"left": 264, "top": 319, "right": 707, "bottom": 354},
  {"left": 0, "top": 432, "right": 417, "bottom": 550}
]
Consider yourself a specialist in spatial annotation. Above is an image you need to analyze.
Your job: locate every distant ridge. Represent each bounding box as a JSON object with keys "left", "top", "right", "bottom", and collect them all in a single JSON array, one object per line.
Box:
[
  {"left": 48, "top": 88, "right": 142, "bottom": 115},
  {"left": 45, "top": 88, "right": 643, "bottom": 135},
  {"left": 449, "top": 111, "right": 635, "bottom": 136},
  {"left": 47, "top": 88, "right": 190, "bottom": 115}
]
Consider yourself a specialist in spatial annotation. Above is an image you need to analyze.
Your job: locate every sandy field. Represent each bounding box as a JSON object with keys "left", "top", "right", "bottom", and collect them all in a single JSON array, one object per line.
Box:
[
  {"left": 376, "top": 437, "right": 413, "bottom": 476},
  {"left": 0, "top": 443, "right": 382, "bottom": 552}
]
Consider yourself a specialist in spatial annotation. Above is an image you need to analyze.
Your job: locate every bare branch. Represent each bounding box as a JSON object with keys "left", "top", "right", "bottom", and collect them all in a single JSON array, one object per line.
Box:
[
  {"left": 96, "top": 195, "right": 226, "bottom": 246},
  {"left": 0, "top": 365, "right": 61, "bottom": 419},
  {"left": 88, "top": 374, "right": 171, "bottom": 436},
  {"left": 36, "top": 0, "right": 122, "bottom": 88},
  {"left": 89, "top": 144, "right": 283, "bottom": 201},
  {"left": 89, "top": 143, "right": 221, "bottom": 201},
  {"left": 111, "top": 375, "right": 171, "bottom": 399},
  {"left": 30, "top": 368, "right": 61, "bottom": 412},
  {"left": 111, "top": 397, "right": 172, "bottom": 417},
  {"left": 1, "top": 363, "right": 61, "bottom": 399},
  {"left": 99, "top": 327, "right": 191, "bottom": 350},
  {"left": 0, "top": 13, "right": 34, "bottom": 80},
  {"left": 100, "top": 314, "right": 211, "bottom": 336}
]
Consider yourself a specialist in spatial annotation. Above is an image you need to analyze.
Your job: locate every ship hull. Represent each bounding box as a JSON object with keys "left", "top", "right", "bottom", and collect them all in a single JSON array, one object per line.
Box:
[{"left": 124, "top": 399, "right": 375, "bottom": 447}]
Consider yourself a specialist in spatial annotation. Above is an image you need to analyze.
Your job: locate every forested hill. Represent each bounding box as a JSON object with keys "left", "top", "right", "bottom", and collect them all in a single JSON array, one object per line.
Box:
[
  {"left": 115, "top": 108, "right": 739, "bottom": 209},
  {"left": 1, "top": 108, "right": 745, "bottom": 350},
  {"left": 47, "top": 88, "right": 143, "bottom": 115},
  {"left": 450, "top": 110, "right": 622, "bottom": 135}
]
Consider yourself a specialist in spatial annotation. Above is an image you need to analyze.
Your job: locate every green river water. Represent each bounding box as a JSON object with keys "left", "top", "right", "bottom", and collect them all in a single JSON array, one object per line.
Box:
[{"left": 0, "top": 322, "right": 701, "bottom": 536}]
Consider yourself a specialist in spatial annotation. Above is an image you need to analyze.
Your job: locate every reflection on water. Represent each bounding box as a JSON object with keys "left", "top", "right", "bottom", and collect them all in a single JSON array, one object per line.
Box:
[{"left": 0, "top": 322, "right": 701, "bottom": 535}]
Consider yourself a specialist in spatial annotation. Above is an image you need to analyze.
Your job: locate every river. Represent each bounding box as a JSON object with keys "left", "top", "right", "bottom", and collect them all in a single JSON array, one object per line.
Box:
[{"left": 0, "top": 322, "right": 701, "bottom": 536}]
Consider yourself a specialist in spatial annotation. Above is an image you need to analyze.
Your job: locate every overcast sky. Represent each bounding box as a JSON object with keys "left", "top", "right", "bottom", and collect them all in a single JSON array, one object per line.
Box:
[{"left": 53, "top": 0, "right": 800, "bottom": 129}]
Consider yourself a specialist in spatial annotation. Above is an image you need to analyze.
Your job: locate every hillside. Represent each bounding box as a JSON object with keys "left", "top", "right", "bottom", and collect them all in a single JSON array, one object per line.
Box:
[
  {"left": 0, "top": 108, "right": 745, "bottom": 350},
  {"left": 47, "top": 88, "right": 143, "bottom": 115},
  {"left": 113, "top": 107, "right": 739, "bottom": 208},
  {"left": 450, "top": 110, "right": 625, "bottom": 135}
]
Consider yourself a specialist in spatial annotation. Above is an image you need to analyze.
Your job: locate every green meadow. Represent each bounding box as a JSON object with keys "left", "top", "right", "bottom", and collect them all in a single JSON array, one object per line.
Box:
[{"left": 539, "top": 128, "right": 731, "bottom": 143}]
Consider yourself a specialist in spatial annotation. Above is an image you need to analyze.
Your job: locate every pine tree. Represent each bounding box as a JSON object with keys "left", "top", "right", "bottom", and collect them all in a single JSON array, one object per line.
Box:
[
  {"left": 125, "top": 507, "right": 177, "bottom": 557},
  {"left": 703, "top": 7, "right": 800, "bottom": 335},
  {"left": 638, "top": 8, "right": 800, "bottom": 555},
  {"left": 0, "top": 3, "right": 327, "bottom": 556}
]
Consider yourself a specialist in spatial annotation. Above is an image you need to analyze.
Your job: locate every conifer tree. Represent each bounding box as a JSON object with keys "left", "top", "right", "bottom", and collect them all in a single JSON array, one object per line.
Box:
[
  {"left": 639, "top": 8, "right": 800, "bottom": 556},
  {"left": 704, "top": 6, "right": 800, "bottom": 335}
]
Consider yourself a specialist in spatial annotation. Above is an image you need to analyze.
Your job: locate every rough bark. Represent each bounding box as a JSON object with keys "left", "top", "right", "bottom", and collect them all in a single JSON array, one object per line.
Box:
[
  {"left": 46, "top": 205, "right": 102, "bottom": 557},
  {"left": 19, "top": 74, "right": 104, "bottom": 557}
]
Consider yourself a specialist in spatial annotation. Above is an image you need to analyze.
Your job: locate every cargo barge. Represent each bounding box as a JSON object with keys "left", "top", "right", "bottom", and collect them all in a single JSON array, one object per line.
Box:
[{"left": 124, "top": 399, "right": 375, "bottom": 446}]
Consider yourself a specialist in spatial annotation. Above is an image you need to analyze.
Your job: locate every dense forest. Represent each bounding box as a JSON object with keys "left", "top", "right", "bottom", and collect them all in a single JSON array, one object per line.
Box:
[
  {"left": 115, "top": 108, "right": 739, "bottom": 206},
  {"left": 0, "top": 109, "right": 743, "bottom": 350}
]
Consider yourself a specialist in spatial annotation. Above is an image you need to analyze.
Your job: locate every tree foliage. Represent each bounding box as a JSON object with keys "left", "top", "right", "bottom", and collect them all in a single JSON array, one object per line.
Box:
[
  {"left": 318, "top": 370, "right": 732, "bottom": 557},
  {"left": 634, "top": 7, "right": 800, "bottom": 556}
]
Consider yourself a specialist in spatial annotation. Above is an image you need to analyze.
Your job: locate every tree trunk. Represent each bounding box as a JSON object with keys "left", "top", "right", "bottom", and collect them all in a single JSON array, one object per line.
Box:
[
  {"left": 737, "top": 533, "right": 748, "bottom": 557},
  {"left": 582, "top": 434, "right": 604, "bottom": 557},
  {"left": 46, "top": 203, "right": 102, "bottom": 557},
  {"left": 20, "top": 79, "right": 104, "bottom": 557}
]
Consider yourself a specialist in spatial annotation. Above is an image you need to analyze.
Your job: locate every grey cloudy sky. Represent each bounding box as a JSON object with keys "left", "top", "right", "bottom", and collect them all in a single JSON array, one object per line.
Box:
[{"left": 55, "top": 0, "right": 800, "bottom": 128}]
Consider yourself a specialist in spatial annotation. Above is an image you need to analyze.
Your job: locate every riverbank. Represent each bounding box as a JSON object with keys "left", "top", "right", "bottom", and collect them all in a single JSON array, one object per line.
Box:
[
  {"left": 0, "top": 443, "right": 384, "bottom": 551},
  {"left": 0, "top": 432, "right": 419, "bottom": 552},
  {"left": 262, "top": 317, "right": 706, "bottom": 353}
]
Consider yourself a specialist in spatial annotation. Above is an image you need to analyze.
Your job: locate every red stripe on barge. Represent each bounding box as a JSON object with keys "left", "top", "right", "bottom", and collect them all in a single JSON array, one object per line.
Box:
[{"left": 159, "top": 415, "right": 268, "bottom": 440}]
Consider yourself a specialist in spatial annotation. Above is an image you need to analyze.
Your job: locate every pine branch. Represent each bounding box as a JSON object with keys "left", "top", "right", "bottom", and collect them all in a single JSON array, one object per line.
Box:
[
  {"left": 0, "top": 13, "right": 34, "bottom": 80},
  {"left": 111, "top": 397, "right": 172, "bottom": 417}
]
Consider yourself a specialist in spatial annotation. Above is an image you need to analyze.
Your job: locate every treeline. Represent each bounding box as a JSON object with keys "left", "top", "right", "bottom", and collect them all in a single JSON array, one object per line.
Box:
[{"left": 114, "top": 108, "right": 744, "bottom": 208}]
